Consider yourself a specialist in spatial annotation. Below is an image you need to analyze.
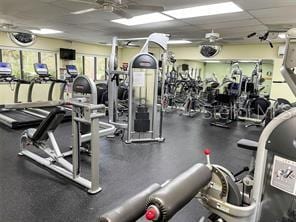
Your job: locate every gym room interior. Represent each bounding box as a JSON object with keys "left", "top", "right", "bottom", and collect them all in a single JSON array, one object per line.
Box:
[{"left": 0, "top": 0, "right": 296, "bottom": 221}]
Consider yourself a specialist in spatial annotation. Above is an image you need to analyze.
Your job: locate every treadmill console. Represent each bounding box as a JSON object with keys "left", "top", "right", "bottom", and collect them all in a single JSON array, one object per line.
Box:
[
  {"left": 34, "top": 63, "right": 50, "bottom": 78},
  {"left": 0, "top": 62, "right": 12, "bottom": 78},
  {"left": 66, "top": 65, "right": 78, "bottom": 78}
]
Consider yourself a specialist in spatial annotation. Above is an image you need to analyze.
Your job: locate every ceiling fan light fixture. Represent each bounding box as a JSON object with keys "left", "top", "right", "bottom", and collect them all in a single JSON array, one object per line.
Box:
[
  {"left": 30, "top": 28, "right": 63, "bottom": 34},
  {"left": 71, "top": 8, "right": 97, "bottom": 15},
  {"left": 163, "top": 2, "right": 243, "bottom": 19},
  {"left": 111, "top": 12, "right": 173, "bottom": 26}
]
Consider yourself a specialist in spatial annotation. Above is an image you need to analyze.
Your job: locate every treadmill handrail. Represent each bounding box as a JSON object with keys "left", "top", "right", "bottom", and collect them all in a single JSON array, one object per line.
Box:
[{"left": 1, "top": 101, "right": 64, "bottom": 109}]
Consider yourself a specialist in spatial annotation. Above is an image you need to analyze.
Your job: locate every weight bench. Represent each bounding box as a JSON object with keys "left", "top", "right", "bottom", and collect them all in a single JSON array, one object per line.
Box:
[
  {"left": 26, "top": 107, "right": 66, "bottom": 142},
  {"left": 19, "top": 107, "right": 102, "bottom": 193},
  {"left": 19, "top": 107, "right": 73, "bottom": 171},
  {"left": 237, "top": 139, "right": 258, "bottom": 173}
]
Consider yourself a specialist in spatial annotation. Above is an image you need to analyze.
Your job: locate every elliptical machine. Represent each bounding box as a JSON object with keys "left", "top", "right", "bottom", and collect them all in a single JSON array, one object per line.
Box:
[
  {"left": 210, "top": 63, "right": 243, "bottom": 128},
  {"left": 239, "top": 61, "right": 271, "bottom": 126}
]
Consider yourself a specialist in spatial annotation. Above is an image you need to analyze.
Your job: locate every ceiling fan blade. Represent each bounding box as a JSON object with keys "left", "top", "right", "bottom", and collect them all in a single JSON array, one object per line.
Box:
[
  {"left": 127, "top": 4, "right": 164, "bottom": 12},
  {"left": 0, "top": 27, "right": 31, "bottom": 34},
  {"left": 222, "top": 37, "right": 246, "bottom": 41},
  {"left": 263, "top": 31, "right": 269, "bottom": 40},
  {"left": 3, "top": 29, "right": 32, "bottom": 34},
  {"left": 71, "top": 8, "right": 98, "bottom": 14},
  {"left": 267, "top": 39, "right": 274, "bottom": 48},
  {"left": 66, "top": 0, "right": 98, "bottom": 6},
  {"left": 112, "top": 9, "right": 133, "bottom": 18},
  {"left": 196, "top": 40, "right": 210, "bottom": 45},
  {"left": 247, "top": 32, "right": 257, "bottom": 38},
  {"left": 186, "top": 38, "right": 206, "bottom": 42}
]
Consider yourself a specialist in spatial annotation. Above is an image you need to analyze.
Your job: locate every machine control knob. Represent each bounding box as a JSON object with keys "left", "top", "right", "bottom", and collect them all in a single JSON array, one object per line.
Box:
[
  {"left": 204, "top": 149, "right": 211, "bottom": 155},
  {"left": 204, "top": 148, "right": 211, "bottom": 165},
  {"left": 145, "top": 205, "right": 160, "bottom": 221}
]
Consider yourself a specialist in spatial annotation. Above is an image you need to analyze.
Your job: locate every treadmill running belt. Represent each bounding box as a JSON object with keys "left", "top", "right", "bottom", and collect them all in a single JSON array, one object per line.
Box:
[
  {"left": 37, "top": 106, "right": 72, "bottom": 121},
  {"left": 0, "top": 110, "right": 43, "bottom": 129}
]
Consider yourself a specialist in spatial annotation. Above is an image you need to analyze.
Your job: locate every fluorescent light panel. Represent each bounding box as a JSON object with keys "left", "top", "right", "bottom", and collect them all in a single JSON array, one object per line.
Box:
[
  {"left": 30, "top": 28, "right": 63, "bottom": 34},
  {"left": 163, "top": 2, "right": 243, "bottom": 19},
  {"left": 111, "top": 13, "right": 173, "bottom": 26},
  {"left": 71, "top": 8, "right": 97, "bottom": 15},
  {"left": 168, "top": 40, "right": 192, "bottom": 44}
]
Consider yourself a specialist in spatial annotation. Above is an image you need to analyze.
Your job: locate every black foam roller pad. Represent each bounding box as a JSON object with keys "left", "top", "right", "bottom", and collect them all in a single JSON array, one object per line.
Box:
[
  {"left": 146, "top": 164, "right": 212, "bottom": 221},
  {"left": 99, "top": 183, "right": 161, "bottom": 222}
]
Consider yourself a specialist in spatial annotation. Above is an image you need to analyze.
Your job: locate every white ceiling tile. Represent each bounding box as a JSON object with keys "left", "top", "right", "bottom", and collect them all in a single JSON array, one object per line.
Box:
[
  {"left": 0, "top": 0, "right": 294, "bottom": 43},
  {"left": 184, "top": 12, "right": 252, "bottom": 25},
  {"left": 234, "top": 0, "right": 296, "bottom": 10},
  {"left": 249, "top": 6, "right": 296, "bottom": 19},
  {"left": 198, "top": 19, "right": 261, "bottom": 30}
]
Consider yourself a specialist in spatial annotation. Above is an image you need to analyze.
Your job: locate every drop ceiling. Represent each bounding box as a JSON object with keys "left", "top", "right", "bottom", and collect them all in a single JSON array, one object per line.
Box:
[{"left": 0, "top": 0, "right": 295, "bottom": 44}]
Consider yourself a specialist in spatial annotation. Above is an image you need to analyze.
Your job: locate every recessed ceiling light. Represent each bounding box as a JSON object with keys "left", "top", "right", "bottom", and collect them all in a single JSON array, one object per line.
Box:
[
  {"left": 30, "top": 28, "right": 63, "bottom": 34},
  {"left": 111, "top": 12, "right": 173, "bottom": 26},
  {"left": 168, "top": 40, "right": 192, "bottom": 44},
  {"left": 163, "top": 2, "right": 243, "bottom": 19},
  {"left": 71, "top": 8, "right": 97, "bottom": 15},
  {"left": 278, "top": 33, "right": 286, "bottom": 39}
]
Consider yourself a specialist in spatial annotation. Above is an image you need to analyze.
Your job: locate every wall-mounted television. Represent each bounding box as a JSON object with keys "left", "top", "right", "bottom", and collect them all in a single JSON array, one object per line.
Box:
[{"left": 60, "top": 48, "right": 76, "bottom": 60}]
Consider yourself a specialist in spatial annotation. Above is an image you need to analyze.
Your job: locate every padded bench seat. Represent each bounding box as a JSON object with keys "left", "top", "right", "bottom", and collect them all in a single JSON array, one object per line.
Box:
[
  {"left": 237, "top": 139, "right": 258, "bottom": 151},
  {"left": 27, "top": 108, "right": 66, "bottom": 142}
]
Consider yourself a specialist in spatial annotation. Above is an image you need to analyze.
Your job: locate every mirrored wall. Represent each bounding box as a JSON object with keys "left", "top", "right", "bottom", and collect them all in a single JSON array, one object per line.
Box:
[{"left": 167, "top": 59, "right": 273, "bottom": 96}]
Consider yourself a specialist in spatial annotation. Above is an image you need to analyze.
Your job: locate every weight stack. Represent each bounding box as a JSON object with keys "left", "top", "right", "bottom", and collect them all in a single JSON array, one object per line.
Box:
[{"left": 134, "top": 105, "right": 150, "bottom": 132}]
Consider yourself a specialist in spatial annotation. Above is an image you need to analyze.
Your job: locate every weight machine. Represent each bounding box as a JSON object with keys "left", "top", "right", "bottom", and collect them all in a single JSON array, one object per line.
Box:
[{"left": 107, "top": 33, "right": 169, "bottom": 143}]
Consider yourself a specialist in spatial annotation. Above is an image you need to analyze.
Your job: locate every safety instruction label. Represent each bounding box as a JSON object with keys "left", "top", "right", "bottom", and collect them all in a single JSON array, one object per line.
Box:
[
  {"left": 271, "top": 155, "right": 296, "bottom": 196},
  {"left": 133, "top": 72, "right": 145, "bottom": 87}
]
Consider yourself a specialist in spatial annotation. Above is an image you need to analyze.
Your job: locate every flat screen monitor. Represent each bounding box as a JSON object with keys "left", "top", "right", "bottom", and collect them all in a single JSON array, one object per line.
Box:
[{"left": 60, "top": 48, "right": 76, "bottom": 60}]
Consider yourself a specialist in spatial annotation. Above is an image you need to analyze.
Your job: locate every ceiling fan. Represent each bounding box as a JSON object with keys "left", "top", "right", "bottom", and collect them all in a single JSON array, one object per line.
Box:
[
  {"left": 247, "top": 28, "right": 289, "bottom": 48},
  {"left": 247, "top": 31, "right": 274, "bottom": 48},
  {"left": 187, "top": 30, "right": 245, "bottom": 45},
  {"left": 0, "top": 23, "right": 32, "bottom": 33},
  {"left": 67, "top": 0, "right": 165, "bottom": 18}
]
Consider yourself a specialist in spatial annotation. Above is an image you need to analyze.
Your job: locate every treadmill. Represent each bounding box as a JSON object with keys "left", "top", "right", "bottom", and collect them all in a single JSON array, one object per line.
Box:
[
  {"left": 0, "top": 62, "right": 44, "bottom": 129},
  {"left": 28, "top": 63, "right": 72, "bottom": 121}
]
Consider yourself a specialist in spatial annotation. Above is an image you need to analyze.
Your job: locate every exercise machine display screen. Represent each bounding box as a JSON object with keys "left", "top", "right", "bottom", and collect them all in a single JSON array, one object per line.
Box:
[
  {"left": 34, "top": 63, "right": 49, "bottom": 76},
  {"left": 66, "top": 65, "right": 78, "bottom": 77},
  {"left": 0, "top": 62, "right": 12, "bottom": 76}
]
